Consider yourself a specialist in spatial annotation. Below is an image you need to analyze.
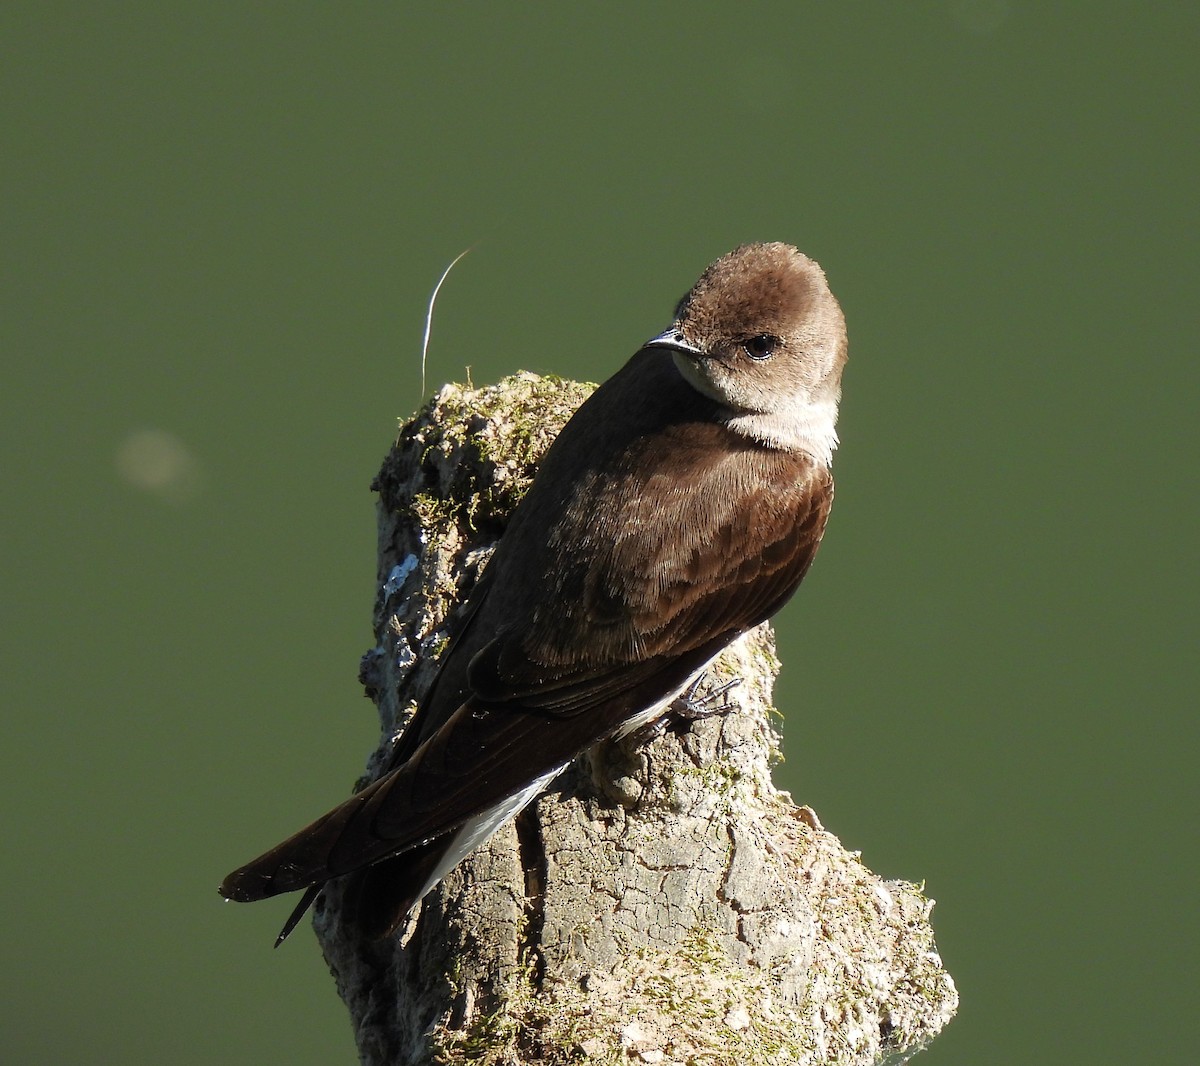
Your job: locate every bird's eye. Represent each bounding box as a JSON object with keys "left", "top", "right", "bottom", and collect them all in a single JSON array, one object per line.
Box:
[{"left": 743, "top": 334, "right": 778, "bottom": 361}]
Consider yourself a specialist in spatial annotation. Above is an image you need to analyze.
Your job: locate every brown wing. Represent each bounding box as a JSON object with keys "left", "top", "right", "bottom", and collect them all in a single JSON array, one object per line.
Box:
[
  {"left": 222, "top": 351, "right": 834, "bottom": 912},
  {"left": 467, "top": 425, "right": 833, "bottom": 709},
  {"left": 219, "top": 458, "right": 831, "bottom": 904}
]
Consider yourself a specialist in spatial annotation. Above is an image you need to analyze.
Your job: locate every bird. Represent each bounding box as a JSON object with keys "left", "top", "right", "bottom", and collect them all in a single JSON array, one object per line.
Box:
[{"left": 220, "top": 242, "right": 848, "bottom": 944}]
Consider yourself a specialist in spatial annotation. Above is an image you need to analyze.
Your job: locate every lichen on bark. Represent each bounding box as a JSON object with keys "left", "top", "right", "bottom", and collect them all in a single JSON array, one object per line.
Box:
[{"left": 312, "top": 373, "right": 957, "bottom": 1065}]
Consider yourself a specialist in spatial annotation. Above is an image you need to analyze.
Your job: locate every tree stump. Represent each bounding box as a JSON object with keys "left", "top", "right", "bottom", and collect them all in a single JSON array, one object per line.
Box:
[{"left": 311, "top": 374, "right": 958, "bottom": 1065}]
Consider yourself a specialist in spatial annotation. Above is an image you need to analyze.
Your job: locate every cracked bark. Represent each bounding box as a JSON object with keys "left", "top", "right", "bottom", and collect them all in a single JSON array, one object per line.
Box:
[{"left": 312, "top": 373, "right": 958, "bottom": 1065}]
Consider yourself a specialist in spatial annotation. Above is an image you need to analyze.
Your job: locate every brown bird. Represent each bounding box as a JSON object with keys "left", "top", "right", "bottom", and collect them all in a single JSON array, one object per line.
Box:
[{"left": 221, "top": 242, "right": 848, "bottom": 943}]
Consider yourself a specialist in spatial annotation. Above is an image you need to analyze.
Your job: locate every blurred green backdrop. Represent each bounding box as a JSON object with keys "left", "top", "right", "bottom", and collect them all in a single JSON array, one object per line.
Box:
[{"left": 3, "top": 3, "right": 1195, "bottom": 1064}]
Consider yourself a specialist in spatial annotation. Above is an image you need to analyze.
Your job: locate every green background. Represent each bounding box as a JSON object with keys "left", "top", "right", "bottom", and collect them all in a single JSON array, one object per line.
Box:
[{"left": 3, "top": 4, "right": 1195, "bottom": 1063}]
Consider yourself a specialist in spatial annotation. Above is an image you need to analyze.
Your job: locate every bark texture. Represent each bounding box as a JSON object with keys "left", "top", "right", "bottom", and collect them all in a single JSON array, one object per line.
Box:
[{"left": 312, "top": 373, "right": 957, "bottom": 1065}]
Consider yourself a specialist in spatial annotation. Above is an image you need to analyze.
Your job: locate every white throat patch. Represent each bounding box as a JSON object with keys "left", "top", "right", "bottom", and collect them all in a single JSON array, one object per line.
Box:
[{"left": 672, "top": 353, "right": 839, "bottom": 467}]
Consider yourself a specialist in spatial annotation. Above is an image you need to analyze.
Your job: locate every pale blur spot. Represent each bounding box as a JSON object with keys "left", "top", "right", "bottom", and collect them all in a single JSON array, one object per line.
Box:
[
  {"left": 115, "top": 428, "right": 205, "bottom": 505},
  {"left": 950, "top": 0, "right": 1012, "bottom": 35}
]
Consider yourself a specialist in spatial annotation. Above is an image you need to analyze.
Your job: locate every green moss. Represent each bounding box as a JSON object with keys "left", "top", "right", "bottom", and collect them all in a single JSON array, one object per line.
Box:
[
  {"left": 429, "top": 925, "right": 829, "bottom": 1066},
  {"left": 670, "top": 758, "right": 745, "bottom": 808},
  {"left": 410, "top": 491, "right": 462, "bottom": 531},
  {"left": 400, "top": 373, "right": 596, "bottom": 537}
]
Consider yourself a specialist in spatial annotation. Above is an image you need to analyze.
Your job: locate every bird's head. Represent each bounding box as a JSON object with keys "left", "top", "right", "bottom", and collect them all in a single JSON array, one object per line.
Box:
[{"left": 645, "top": 242, "right": 847, "bottom": 463}]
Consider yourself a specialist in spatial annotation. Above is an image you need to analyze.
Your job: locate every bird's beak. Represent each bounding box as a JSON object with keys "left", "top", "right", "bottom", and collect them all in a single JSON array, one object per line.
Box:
[{"left": 643, "top": 327, "right": 705, "bottom": 358}]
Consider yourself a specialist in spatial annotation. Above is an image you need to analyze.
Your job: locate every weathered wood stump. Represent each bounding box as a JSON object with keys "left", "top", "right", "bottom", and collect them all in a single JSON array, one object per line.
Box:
[{"left": 311, "top": 374, "right": 957, "bottom": 1065}]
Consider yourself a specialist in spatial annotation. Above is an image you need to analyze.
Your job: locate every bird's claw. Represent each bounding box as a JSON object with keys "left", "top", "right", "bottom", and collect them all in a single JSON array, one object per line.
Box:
[
  {"left": 673, "top": 673, "right": 741, "bottom": 723},
  {"left": 627, "top": 672, "right": 742, "bottom": 746}
]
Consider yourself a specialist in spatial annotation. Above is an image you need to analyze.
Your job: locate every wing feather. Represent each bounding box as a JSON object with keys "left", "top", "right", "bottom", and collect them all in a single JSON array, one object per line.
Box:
[
  {"left": 221, "top": 466, "right": 831, "bottom": 902},
  {"left": 221, "top": 352, "right": 834, "bottom": 907}
]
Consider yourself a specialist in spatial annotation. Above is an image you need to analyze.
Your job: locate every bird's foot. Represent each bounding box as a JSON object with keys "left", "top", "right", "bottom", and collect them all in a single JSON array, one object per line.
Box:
[
  {"left": 628, "top": 673, "right": 742, "bottom": 746},
  {"left": 673, "top": 672, "right": 741, "bottom": 724}
]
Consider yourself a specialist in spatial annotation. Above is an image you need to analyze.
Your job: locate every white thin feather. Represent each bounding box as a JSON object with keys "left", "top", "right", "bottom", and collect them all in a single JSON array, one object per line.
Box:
[{"left": 421, "top": 247, "right": 473, "bottom": 396}]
